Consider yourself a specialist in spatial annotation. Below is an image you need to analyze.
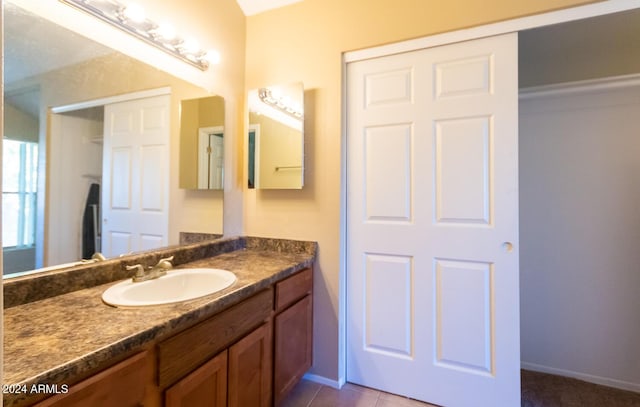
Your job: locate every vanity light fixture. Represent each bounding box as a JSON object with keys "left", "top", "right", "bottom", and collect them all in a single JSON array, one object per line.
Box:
[
  {"left": 258, "top": 87, "right": 303, "bottom": 119},
  {"left": 59, "top": 0, "right": 220, "bottom": 70}
]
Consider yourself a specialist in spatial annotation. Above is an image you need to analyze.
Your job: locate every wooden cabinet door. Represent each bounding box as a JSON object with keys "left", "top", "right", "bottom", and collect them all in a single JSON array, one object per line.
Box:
[
  {"left": 34, "top": 352, "right": 151, "bottom": 407},
  {"left": 273, "top": 295, "right": 313, "bottom": 406},
  {"left": 165, "top": 351, "right": 227, "bottom": 407},
  {"left": 228, "top": 322, "right": 272, "bottom": 407}
]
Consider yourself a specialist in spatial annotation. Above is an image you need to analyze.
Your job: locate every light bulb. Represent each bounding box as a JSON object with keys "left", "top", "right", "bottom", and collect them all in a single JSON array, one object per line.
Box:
[
  {"left": 156, "top": 23, "right": 176, "bottom": 40},
  {"left": 122, "top": 3, "right": 146, "bottom": 23},
  {"left": 181, "top": 37, "right": 200, "bottom": 53},
  {"left": 203, "top": 50, "right": 221, "bottom": 65},
  {"left": 270, "top": 88, "right": 283, "bottom": 100}
]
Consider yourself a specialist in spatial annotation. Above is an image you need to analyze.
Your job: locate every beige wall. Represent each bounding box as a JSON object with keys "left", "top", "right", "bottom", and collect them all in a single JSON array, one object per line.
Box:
[
  {"left": 4, "top": 103, "right": 38, "bottom": 142},
  {"left": 244, "top": 0, "right": 602, "bottom": 381}
]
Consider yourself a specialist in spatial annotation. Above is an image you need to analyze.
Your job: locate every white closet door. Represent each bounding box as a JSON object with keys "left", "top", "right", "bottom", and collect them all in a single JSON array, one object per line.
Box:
[
  {"left": 346, "top": 33, "right": 520, "bottom": 407},
  {"left": 102, "top": 95, "right": 170, "bottom": 257}
]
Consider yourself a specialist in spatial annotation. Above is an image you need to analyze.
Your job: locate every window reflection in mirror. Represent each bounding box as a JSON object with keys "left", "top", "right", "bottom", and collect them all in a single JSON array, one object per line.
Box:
[
  {"left": 2, "top": 138, "right": 38, "bottom": 273},
  {"left": 247, "top": 82, "right": 304, "bottom": 189},
  {"left": 179, "top": 96, "right": 225, "bottom": 190}
]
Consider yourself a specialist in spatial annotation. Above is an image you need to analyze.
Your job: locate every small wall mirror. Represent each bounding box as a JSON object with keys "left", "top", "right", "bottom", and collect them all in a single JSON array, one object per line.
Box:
[
  {"left": 248, "top": 82, "right": 304, "bottom": 189},
  {"left": 179, "top": 96, "right": 225, "bottom": 190}
]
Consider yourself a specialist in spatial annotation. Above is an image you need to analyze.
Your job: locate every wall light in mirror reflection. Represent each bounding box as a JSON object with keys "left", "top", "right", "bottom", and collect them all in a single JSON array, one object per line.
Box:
[
  {"left": 258, "top": 87, "right": 303, "bottom": 119},
  {"left": 60, "top": 0, "right": 220, "bottom": 70},
  {"left": 248, "top": 82, "right": 304, "bottom": 190}
]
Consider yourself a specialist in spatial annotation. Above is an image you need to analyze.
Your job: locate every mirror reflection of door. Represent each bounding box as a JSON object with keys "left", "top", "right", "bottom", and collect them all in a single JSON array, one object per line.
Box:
[
  {"left": 198, "top": 127, "right": 224, "bottom": 189},
  {"left": 102, "top": 94, "right": 171, "bottom": 258}
]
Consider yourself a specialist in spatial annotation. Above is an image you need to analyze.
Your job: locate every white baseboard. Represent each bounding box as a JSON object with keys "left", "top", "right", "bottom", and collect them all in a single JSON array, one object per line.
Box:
[
  {"left": 306, "top": 364, "right": 640, "bottom": 393},
  {"left": 521, "top": 362, "right": 640, "bottom": 393},
  {"left": 302, "top": 373, "right": 345, "bottom": 389}
]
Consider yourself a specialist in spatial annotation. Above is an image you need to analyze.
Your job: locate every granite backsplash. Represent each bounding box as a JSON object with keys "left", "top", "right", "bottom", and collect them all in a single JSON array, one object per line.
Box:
[{"left": 3, "top": 236, "right": 317, "bottom": 309}]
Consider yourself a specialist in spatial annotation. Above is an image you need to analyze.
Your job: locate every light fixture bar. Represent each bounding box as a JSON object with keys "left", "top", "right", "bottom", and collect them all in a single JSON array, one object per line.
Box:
[
  {"left": 59, "top": 0, "right": 214, "bottom": 71},
  {"left": 258, "top": 88, "right": 303, "bottom": 119}
]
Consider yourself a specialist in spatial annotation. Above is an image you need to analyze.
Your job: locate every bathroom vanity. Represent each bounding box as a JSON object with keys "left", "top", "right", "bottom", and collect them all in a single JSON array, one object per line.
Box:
[{"left": 3, "top": 237, "right": 316, "bottom": 407}]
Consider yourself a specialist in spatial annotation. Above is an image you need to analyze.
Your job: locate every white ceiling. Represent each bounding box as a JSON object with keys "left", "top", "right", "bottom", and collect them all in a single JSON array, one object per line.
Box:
[
  {"left": 3, "top": 3, "right": 114, "bottom": 117},
  {"left": 235, "top": 0, "right": 303, "bottom": 16},
  {"left": 4, "top": 3, "right": 113, "bottom": 86}
]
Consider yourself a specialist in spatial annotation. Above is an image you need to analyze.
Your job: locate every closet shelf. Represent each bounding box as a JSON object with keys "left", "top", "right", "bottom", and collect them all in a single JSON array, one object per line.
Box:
[{"left": 82, "top": 174, "right": 102, "bottom": 182}]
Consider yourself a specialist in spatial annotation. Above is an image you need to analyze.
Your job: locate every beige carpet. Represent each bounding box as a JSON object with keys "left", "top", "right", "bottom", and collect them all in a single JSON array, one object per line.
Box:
[{"left": 521, "top": 370, "right": 640, "bottom": 407}]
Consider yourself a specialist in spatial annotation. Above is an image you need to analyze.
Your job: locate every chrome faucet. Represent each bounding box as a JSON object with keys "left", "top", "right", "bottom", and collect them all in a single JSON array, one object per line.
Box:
[{"left": 126, "top": 256, "right": 174, "bottom": 282}]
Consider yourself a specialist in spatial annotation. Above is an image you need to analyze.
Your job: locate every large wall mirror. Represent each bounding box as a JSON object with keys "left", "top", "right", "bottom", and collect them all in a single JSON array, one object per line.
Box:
[
  {"left": 2, "top": 2, "right": 224, "bottom": 277},
  {"left": 248, "top": 82, "right": 304, "bottom": 189}
]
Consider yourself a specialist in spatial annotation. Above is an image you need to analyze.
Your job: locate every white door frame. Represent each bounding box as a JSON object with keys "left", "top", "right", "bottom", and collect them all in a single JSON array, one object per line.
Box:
[
  {"left": 337, "top": 0, "right": 640, "bottom": 388},
  {"left": 51, "top": 87, "right": 171, "bottom": 114},
  {"left": 197, "top": 126, "right": 224, "bottom": 189}
]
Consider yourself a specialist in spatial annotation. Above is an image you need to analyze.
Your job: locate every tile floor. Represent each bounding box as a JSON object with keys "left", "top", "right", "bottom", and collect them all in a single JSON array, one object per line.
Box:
[{"left": 280, "top": 379, "right": 439, "bottom": 407}]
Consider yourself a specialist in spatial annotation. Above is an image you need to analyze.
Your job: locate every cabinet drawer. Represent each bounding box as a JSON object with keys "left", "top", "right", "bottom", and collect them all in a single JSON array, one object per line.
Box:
[
  {"left": 34, "top": 351, "right": 151, "bottom": 407},
  {"left": 275, "top": 268, "right": 312, "bottom": 312},
  {"left": 158, "top": 289, "right": 273, "bottom": 388}
]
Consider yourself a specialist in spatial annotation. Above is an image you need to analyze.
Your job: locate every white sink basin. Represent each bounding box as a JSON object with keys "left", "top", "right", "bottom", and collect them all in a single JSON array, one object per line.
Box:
[{"left": 102, "top": 268, "right": 236, "bottom": 307}]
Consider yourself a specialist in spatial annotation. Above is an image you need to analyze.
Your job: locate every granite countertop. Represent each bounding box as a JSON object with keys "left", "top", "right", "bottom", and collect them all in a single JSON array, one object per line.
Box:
[{"left": 3, "top": 237, "right": 316, "bottom": 407}]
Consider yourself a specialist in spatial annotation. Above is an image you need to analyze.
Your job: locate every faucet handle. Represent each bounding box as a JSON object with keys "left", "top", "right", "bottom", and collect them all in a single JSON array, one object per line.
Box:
[
  {"left": 126, "top": 264, "right": 145, "bottom": 278},
  {"left": 155, "top": 256, "right": 174, "bottom": 269},
  {"left": 91, "top": 252, "right": 106, "bottom": 261}
]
